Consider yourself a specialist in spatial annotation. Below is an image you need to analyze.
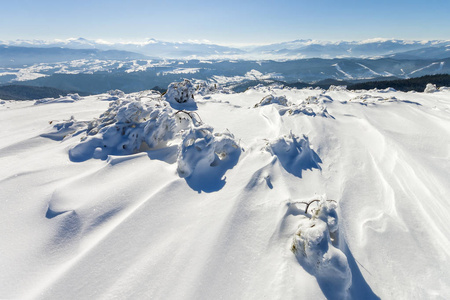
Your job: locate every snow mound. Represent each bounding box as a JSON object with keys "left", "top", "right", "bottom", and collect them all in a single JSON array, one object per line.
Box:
[
  {"left": 347, "top": 94, "right": 412, "bottom": 105},
  {"left": 279, "top": 103, "right": 332, "bottom": 117},
  {"left": 177, "top": 125, "right": 241, "bottom": 192},
  {"left": 327, "top": 85, "right": 348, "bottom": 92},
  {"left": 266, "top": 133, "right": 322, "bottom": 178},
  {"left": 68, "top": 98, "right": 180, "bottom": 162},
  {"left": 42, "top": 116, "right": 88, "bottom": 141},
  {"left": 291, "top": 200, "right": 351, "bottom": 299},
  {"left": 34, "top": 93, "right": 81, "bottom": 105},
  {"left": 424, "top": 83, "right": 438, "bottom": 93},
  {"left": 254, "top": 94, "right": 289, "bottom": 107},
  {"left": 164, "top": 79, "right": 196, "bottom": 104},
  {"left": 104, "top": 89, "right": 125, "bottom": 100},
  {"left": 376, "top": 87, "right": 397, "bottom": 93}
]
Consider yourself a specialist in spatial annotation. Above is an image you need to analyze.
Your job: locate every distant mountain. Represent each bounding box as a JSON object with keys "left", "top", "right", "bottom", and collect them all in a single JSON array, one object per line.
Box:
[
  {"left": 0, "top": 45, "right": 148, "bottom": 67},
  {"left": 389, "top": 45, "right": 450, "bottom": 60},
  {"left": 249, "top": 39, "right": 450, "bottom": 59},
  {"left": 0, "top": 38, "right": 245, "bottom": 59},
  {"left": 12, "top": 56, "right": 450, "bottom": 95},
  {"left": 3, "top": 38, "right": 449, "bottom": 60}
]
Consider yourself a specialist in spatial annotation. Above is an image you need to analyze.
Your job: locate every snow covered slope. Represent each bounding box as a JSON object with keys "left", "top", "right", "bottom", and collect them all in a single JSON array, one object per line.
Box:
[{"left": 1, "top": 83, "right": 450, "bottom": 299}]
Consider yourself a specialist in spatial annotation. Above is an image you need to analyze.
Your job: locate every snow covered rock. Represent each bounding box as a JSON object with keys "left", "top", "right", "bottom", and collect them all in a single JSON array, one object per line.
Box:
[
  {"left": 424, "top": 83, "right": 438, "bottom": 93},
  {"left": 164, "top": 79, "right": 196, "bottom": 104},
  {"left": 254, "top": 94, "right": 289, "bottom": 107},
  {"left": 291, "top": 200, "right": 351, "bottom": 299}
]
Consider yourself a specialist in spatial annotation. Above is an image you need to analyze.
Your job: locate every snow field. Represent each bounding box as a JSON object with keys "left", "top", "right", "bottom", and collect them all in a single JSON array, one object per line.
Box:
[{"left": 1, "top": 82, "right": 450, "bottom": 299}]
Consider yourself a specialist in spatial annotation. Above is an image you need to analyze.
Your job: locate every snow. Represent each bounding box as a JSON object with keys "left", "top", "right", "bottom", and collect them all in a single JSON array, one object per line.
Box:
[
  {"left": 164, "top": 79, "right": 196, "bottom": 105},
  {"left": 291, "top": 199, "right": 352, "bottom": 299},
  {"left": 424, "top": 83, "right": 438, "bottom": 93},
  {"left": 255, "top": 94, "right": 289, "bottom": 107},
  {"left": 1, "top": 82, "right": 450, "bottom": 299},
  {"left": 409, "top": 62, "right": 443, "bottom": 75},
  {"left": 212, "top": 69, "right": 284, "bottom": 85},
  {"left": 159, "top": 68, "right": 200, "bottom": 75},
  {"left": 332, "top": 63, "right": 353, "bottom": 79}
]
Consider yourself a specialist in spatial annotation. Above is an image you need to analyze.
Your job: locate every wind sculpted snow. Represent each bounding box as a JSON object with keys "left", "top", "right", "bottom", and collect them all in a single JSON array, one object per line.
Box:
[{"left": 1, "top": 82, "right": 450, "bottom": 299}]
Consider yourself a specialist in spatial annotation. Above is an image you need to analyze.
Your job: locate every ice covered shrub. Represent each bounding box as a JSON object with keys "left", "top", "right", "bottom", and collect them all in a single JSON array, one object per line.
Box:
[
  {"left": 279, "top": 104, "right": 331, "bottom": 118},
  {"left": 424, "top": 83, "right": 438, "bottom": 93},
  {"left": 68, "top": 98, "right": 184, "bottom": 161},
  {"left": 176, "top": 125, "right": 241, "bottom": 178},
  {"left": 105, "top": 89, "right": 125, "bottom": 100},
  {"left": 195, "top": 82, "right": 219, "bottom": 96},
  {"left": 291, "top": 200, "right": 351, "bottom": 298},
  {"left": 254, "top": 94, "right": 289, "bottom": 107},
  {"left": 327, "top": 85, "right": 347, "bottom": 92},
  {"left": 164, "top": 79, "right": 195, "bottom": 104}
]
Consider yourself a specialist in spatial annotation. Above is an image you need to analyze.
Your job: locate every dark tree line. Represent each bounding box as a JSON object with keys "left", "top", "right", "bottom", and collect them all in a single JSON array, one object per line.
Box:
[{"left": 347, "top": 74, "right": 450, "bottom": 92}]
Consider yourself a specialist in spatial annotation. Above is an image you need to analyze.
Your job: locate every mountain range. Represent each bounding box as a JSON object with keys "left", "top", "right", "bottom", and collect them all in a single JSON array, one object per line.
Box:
[
  {"left": 1, "top": 37, "right": 449, "bottom": 60},
  {"left": 1, "top": 38, "right": 449, "bottom": 96}
]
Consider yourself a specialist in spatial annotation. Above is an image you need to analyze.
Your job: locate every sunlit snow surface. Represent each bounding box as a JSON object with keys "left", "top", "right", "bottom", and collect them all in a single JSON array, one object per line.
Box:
[{"left": 1, "top": 84, "right": 450, "bottom": 299}]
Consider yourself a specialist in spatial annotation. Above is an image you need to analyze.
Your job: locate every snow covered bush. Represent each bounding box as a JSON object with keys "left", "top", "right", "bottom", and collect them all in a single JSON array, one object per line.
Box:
[
  {"left": 291, "top": 200, "right": 351, "bottom": 299},
  {"left": 164, "top": 79, "right": 196, "bottom": 104},
  {"left": 254, "top": 94, "right": 289, "bottom": 107},
  {"left": 44, "top": 85, "right": 242, "bottom": 191},
  {"left": 424, "top": 83, "right": 438, "bottom": 93},
  {"left": 266, "top": 133, "right": 321, "bottom": 177},
  {"left": 177, "top": 125, "right": 241, "bottom": 178},
  {"left": 105, "top": 89, "right": 125, "bottom": 100},
  {"left": 68, "top": 98, "right": 182, "bottom": 161},
  {"left": 108, "top": 89, "right": 125, "bottom": 97},
  {"left": 327, "top": 85, "right": 347, "bottom": 92},
  {"left": 195, "top": 81, "right": 219, "bottom": 96},
  {"left": 279, "top": 104, "right": 331, "bottom": 118}
]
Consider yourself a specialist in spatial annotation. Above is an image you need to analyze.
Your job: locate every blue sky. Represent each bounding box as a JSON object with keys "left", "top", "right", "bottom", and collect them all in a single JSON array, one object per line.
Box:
[{"left": 1, "top": 0, "right": 449, "bottom": 45}]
